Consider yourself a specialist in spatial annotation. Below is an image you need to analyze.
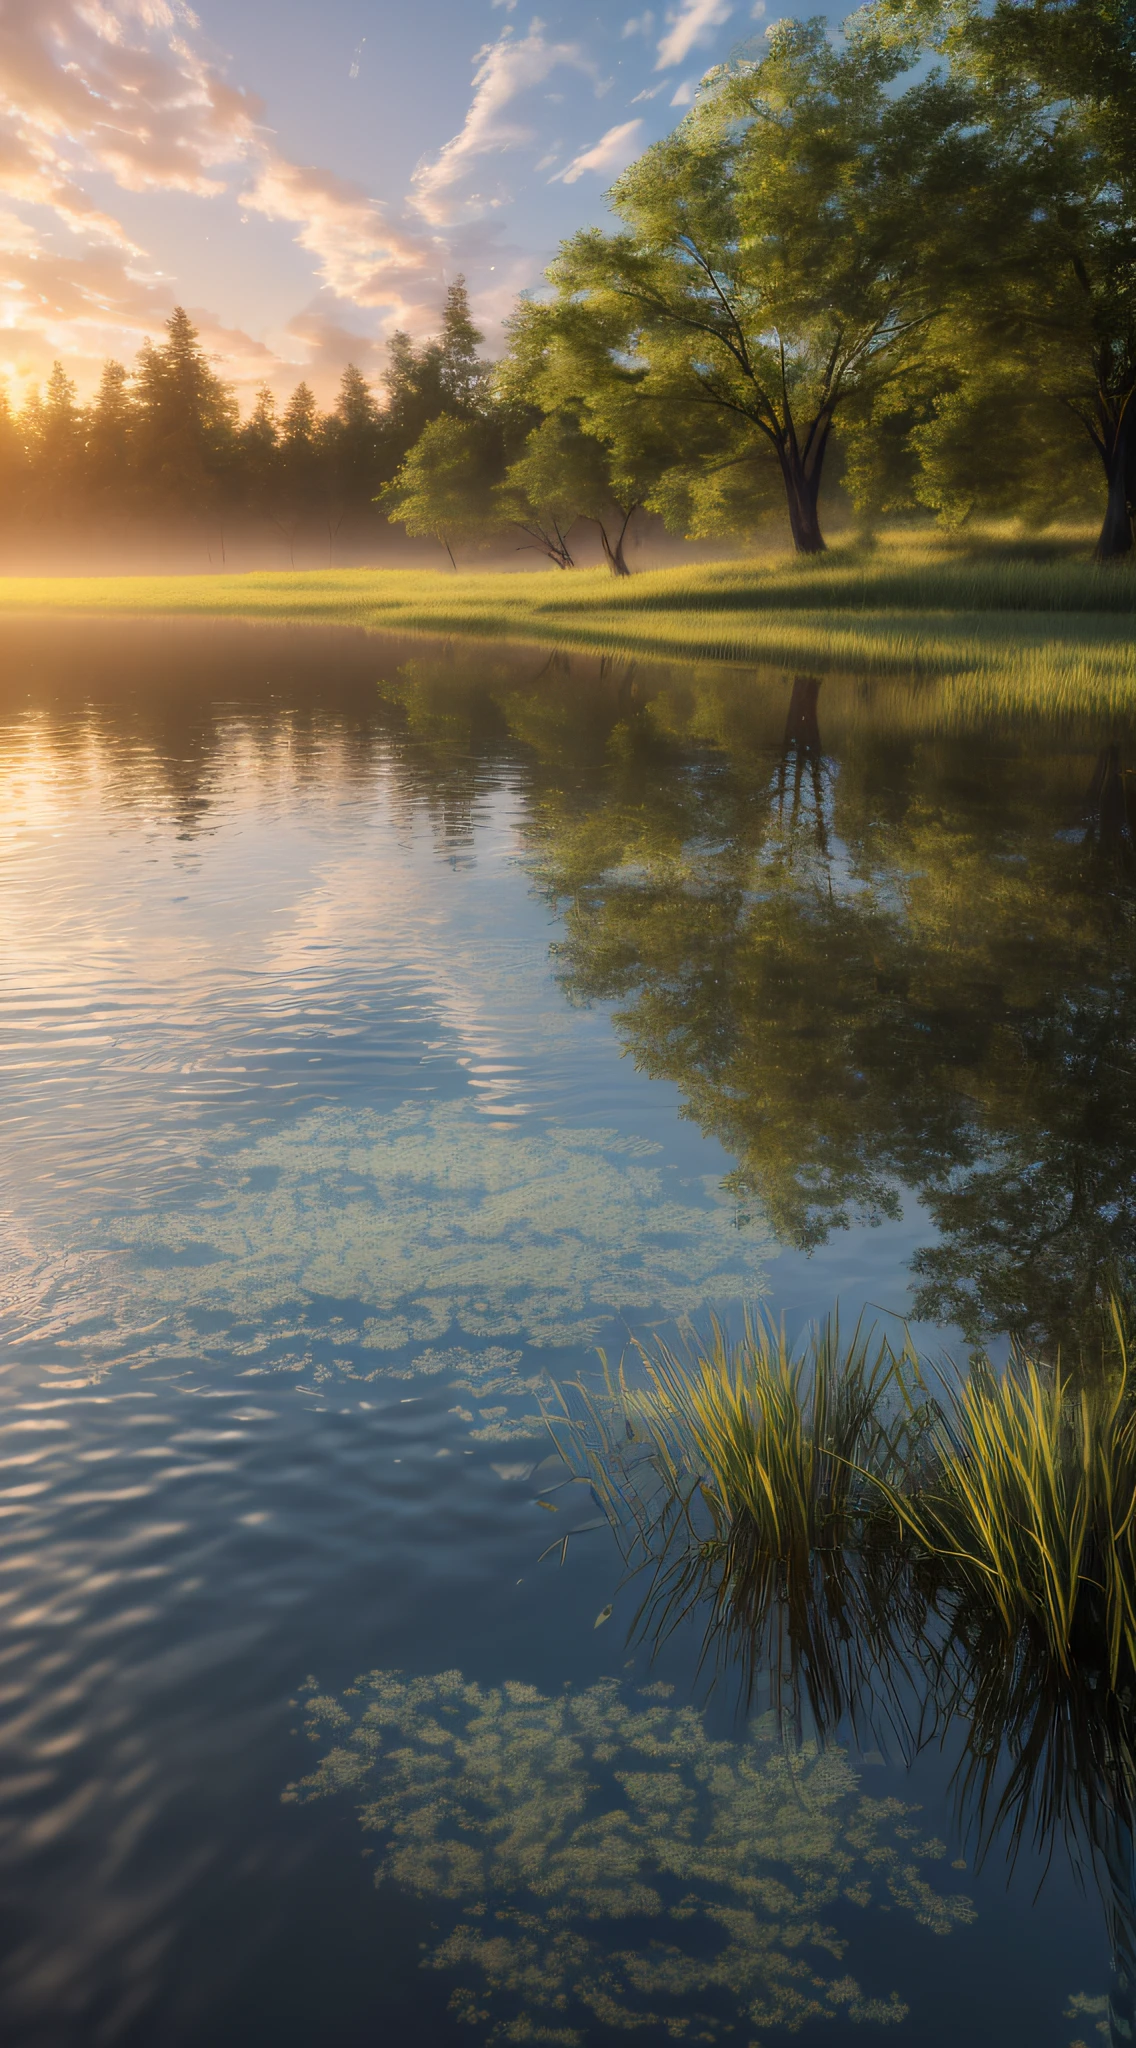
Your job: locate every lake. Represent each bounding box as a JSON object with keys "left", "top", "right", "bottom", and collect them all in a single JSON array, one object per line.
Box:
[{"left": 0, "top": 614, "right": 1131, "bottom": 2047}]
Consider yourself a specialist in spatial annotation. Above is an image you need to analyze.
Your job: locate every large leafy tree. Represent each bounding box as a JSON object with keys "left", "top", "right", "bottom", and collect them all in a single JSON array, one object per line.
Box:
[
  {"left": 877, "top": 0, "right": 1136, "bottom": 557},
  {"left": 548, "top": 16, "right": 989, "bottom": 553}
]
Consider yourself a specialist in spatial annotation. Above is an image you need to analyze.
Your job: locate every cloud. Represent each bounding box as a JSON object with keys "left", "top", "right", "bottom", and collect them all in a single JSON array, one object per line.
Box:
[
  {"left": 629, "top": 82, "right": 665, "bottom": 101},
  {"left": 655, "top": 0, "right": 734, "bottom": 68},
  {"left": 281, "top": 309, "right": 390, "bottom": 385},
  {"left": 0, "top": 0, "right": 465, "bottom": 394},
  {"left": 622, "top": 10, "right": 655, "bottom": 34},
  {"left": 242, "top": 157, "right": 433, "bottom": 315},
  {"left": 0, "top": 0, "right": 262, "bottom": 204},
  {"left": 410, "top": 25, "right": 595, "bottom": 226},
  {"left": 0, "top": 0, "right": 596, "bottom": 404},
  {"left": 552, "top": 119, "right": 644, "bottom": 185}
]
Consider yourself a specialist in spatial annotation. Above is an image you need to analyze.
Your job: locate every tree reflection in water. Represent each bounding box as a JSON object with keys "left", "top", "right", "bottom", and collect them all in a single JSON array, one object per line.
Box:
[{"left": 514, "top": 663, "right": 1136, "bottom": 1356}]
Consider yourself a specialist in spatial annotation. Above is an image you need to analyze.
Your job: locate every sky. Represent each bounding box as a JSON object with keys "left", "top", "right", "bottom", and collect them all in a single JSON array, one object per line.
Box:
[{"left": 0, "top": 0, "right": 793, "bottom": 410}]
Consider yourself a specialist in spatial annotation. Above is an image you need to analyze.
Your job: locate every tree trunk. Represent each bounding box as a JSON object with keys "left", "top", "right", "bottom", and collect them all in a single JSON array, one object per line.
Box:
[
  {"left": 599, "top": 528, "right": 631, "bottom": 576},
  {"left": 596, "top": 504, "right": 637, "bottom": 577},
  {"left": 780, "top": 446, "right": 826, "bottom": 554},
  {"left": 1095, "top": 406, "right": 1133, "bottom": 562}
]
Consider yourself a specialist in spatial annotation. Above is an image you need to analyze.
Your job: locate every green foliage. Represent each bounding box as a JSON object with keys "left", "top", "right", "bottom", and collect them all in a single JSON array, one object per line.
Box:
[
  {"left": 384, "top": 277, "right": 490, "bottom": 453},
  {"left": 873, "top": 0, "right": 1136, "bottom": 556},
  {"left": 496, "top": 296, "right": 678, "bottom": 572},
  {"left": 497, "top": 412, "right": 639, "bottom": 570},
  {"left": 542, "top": 16, "right": 991, "bottom": 554},
  {"left": 381, "top": 413, "right": 503, "bottom": 566},
  {"left": 910, "top": 367, "right": 1101, "bottom": 528}
]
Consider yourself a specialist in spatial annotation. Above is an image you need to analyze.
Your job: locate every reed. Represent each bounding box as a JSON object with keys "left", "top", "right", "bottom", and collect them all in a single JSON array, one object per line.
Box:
[
  {"left": 633, "top": 1308, "right": 901, "bottom": 1558},
  {"left": 548, "top": 1309, "right": 925, "bottom": 1722},
  {"left": 886, "top": 1316, "right": 1136, "bottom": 1683},
  {"left": 551, "top": 1301, "right": 1136, "bottom": 1713}
]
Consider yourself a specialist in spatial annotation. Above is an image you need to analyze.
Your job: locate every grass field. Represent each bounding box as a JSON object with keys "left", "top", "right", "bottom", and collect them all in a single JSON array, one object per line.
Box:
[{"left": 2, "top": 538, "right": 1134, "bottom": 707}]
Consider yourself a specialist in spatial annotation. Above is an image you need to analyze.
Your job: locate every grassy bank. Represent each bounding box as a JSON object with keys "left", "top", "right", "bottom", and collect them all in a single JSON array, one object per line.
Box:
[{"left": 2, "top": 542, "right": 1135, "bottom": 706}]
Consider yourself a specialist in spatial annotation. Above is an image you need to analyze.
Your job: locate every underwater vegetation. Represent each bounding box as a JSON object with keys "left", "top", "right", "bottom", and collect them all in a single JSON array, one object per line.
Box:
[
  {"left": 285, "top": 1669, "right": 974, "bottom": 2046},
  {"left": 27, "top": 1100, "right": 768, "bottom": 1402}
]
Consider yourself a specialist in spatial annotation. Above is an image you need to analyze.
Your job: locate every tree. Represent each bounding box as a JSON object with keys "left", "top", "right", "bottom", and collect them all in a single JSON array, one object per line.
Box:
[
  {"left": 547, "top": 17, "right": 989, "bottom": 553},
  {"left": 86, "top": 360, "right": 133, "bottom": 511},
  {"left": 0, "top": 382, "right": 26, "bottom": 531},
  {"left": 276, "top": 381, "right": 324, "bottom": 565},
  {"left": 132, "top": 307, "right": 239, "bottom": 532},
  {"left": 380, "top": 413, "right": 503, "bottom": 567},
  {"left": 382, "top": 277, "right": 492, "bottom": 478},
  {"left": 494, "top": 415, "right": 581, "bottom": 567},
  {"left": 323, "top": 363, "right": 386, "bottom": 558},
  {"left": 435, "top": 276, "right": 489, "bottom": 415},
  {"left": 874, "top": 0, "right": 1136, "bottom": 557},
  {"left": 30, "top": 362, "right": 85, "bottom": 520},
  {"left": 497, "top": 297, "right": 684, "bottom": 573},
  {"left": 498, "top": 412, "right": 655, "bottom": 572},
  {"left": 239, "top": 383, "right": 280, "bottom": 526}
]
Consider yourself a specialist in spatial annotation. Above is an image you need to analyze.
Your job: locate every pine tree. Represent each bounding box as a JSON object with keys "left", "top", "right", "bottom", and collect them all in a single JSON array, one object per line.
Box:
[
  {"left": 324, "top": 363, "right": 384, "bottom": 555},
  {"left": 276, "top": 381, "right": 324, "bottom": 564},
  {"left": 86, "top": 361, "right": 133, "bottom": 508},
  {"left": 240, "top": 384, "right": 280, "bottom": 520},
  {"left": 437, "top": 277, "right": 486, "bottom": 414},
  {"left": 28, "top": 364, "right": 84, "bottom": 520},
  {"left": 133, "top": 307, "right": 239, "bottom": 522},
  {"left": 0, "top": 383, "right": 27, "bottom": 532}
]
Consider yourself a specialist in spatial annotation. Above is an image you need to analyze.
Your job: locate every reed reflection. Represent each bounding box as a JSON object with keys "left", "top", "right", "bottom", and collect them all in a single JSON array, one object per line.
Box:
[{"left": 550, "top": 1311, "right": 1136, "bottom": 2045}]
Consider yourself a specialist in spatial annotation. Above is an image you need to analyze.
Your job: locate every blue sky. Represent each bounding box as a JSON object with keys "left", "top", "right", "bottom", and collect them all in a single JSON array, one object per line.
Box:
[{"left": 0, "top": 0, "right": 804, "bottom": 406}]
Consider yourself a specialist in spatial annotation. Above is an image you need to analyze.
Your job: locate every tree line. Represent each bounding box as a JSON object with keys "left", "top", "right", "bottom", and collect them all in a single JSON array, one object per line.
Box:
[
  {"left": 2, "top": 0, "right": 1133, "bottom": 564},
  {"left": 0, "top": 290, "right": 488, "bottom": 564}
]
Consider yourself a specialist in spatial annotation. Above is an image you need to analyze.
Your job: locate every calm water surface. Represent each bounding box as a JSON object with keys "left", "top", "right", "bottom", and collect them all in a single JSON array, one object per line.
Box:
[{"left": 0, "top": 617, "right": 1131, "bottom": 2047}]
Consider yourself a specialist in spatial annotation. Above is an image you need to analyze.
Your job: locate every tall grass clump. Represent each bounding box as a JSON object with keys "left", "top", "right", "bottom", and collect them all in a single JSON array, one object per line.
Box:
[
  {"left": 551, "top": 1301, "right": 1136, "bottom": 1724},
  {"left": 889, "top": 1318, "right": 1136, "bottom": 1685},
  {"left": 549, "top": 1309, "right": 924, "bottom": 1721}
]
